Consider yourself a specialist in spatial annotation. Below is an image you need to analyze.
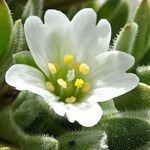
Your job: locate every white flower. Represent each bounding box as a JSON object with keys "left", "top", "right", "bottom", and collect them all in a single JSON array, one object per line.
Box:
[{"left": 5, "top": 9, "right": 139, "bottom": 127}]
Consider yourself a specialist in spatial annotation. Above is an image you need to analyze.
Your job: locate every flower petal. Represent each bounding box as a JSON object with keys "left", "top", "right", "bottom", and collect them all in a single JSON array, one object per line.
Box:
[
  {"left": 66, "top": 8, "right": 96, "bottom": 60},
  {"left": 67, "top": 9, "right": 111, "bottom": 61},
  {"left": 44, "top": 9, "right": 69, "bottom": 30},
  {"left": 44, "top": 10, "right": 70, "bottom": 63},
  {"left": 96, "top": 19, "right": 111, "bottom": 54},
  {"left": 89, "top": 51, "right": 135, "bottom": 79},
  {"left": 24, "top": 11, "right": 70, "bottom": 76},
  {"left": 51, "top": 102, "right": 66, "bottom": 117},
  {"left": 88, "top": 73, "right": 139, "bottom": 102},
  {"left": 5, "top": 64, "right": 58, "bottom": 101},
  {"left": 65, "top": 102, "right": 102, "bottom": 127},
  {"left": 24, "top": 16, "right": 50, "bottom": 76}
]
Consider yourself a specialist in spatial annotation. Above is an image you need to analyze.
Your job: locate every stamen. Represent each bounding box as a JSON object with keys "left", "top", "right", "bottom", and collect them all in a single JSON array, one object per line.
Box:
[
  {"left": 67, "top": 69, "right": 75, "bottom": 82},
  {"left": 75, "top": 79, "right": 84, "bottom": 88},
  {"left": 54, "top": 63, "right": 59, "bottom": 70},
  {"left": 46, "top": 82, "right": 55, "bottom": 91},
  {"left": 65, "top": 96, "right": 76, "bottom": 104},
  {"left": 72, "top": 62, "right": 80, "bottom": 70},
  {"left": 79, "top": 63, "right": 89, "bottom": 75},
  {"left": 64, "top": 55, "right": 73, "bottom": 64},
  {"left": 48, "top": 63, "right": 57, "bottom": 74},
  {"left": 82, "top": 82, "right": 91, "bottom": 92},
  {"left": 57, "top": 78, "right": 67, "bottom": 89}
]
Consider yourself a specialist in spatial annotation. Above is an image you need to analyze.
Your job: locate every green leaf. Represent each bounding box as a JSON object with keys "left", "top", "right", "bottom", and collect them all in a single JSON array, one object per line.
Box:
[
  {"left": 136, "top": 66, "right": 150, "bottom": 85},
  {"left": 19, "top": 135, "right": 58, "bottom": 150},
  {"left": 100, "top": 117, "right": 150, "bottom": 150},
  {"left": 0, "top": 107, "right": 19, "bottom": 145},
  {"left": 97, "top": 0, "right": 129, "bottom": 40},
  {"left": 0, "top": 19, "right": 25, "bottom": 87},
  {"left": 112, "top": 22, "right": 138, "bottom": 53},
  {"left": 58, "top": 129, "right": 107, "bottom": 150},
  {"left": 22, "top": 0, "right": 43, "bottom": 22},
  {"left": 0, "top": 101, "right": 59, "bottom": 150},
  {"left": 0, "top": 0, "right": 13, "bottom": 59},
  {"left": 132, "top": 0, "right": 150, "bottom": 63},
  {"left": 114, "top": 82, "right": 150, "bottom": 111},
  {"left": 12, "top": 91, "right": 74, "bottom": 136},
  {"left": 139, "top": 47, "right": 150, "bottom": 65},
  {"left": 13, "top": 51, "right": 37, "bottom": 68}
]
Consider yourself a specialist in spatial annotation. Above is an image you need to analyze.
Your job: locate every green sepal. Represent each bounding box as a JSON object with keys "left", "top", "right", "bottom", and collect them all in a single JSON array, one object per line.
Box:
[
  {"left": 0, "top": 0, "right": 13, "bottom": 59},
  {"left": 22, "top": 0, "right": 43, "bottom": 22},
  {"left": 11, "top": 20, "right": 27, "bottom": 53},
  {"left": 99, "top": 100, "right": 118, "bottom": 120},
  {"left": 112, "top": 22, "right": 138, "bottom": 53},
  {"left": 13, "top": 51, "right": 37, "bottom": 68},
  {"left": 114, "top": 82, "right": 150, "bottom": 111},
  {"left": 136, "top": 66, "right": 150, "bottom": 85},
  {"left": 132, "top": 0, "right": 150, "bottom": 63},
  {"left": 97, "top": 0, "right": 129, "bottom": 40}
]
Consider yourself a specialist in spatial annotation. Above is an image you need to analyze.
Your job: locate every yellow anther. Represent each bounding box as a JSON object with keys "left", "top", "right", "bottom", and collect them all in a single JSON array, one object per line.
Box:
[
  {"left": 46, "top": 82, "right": 55, "bottom": 91},
  {"left": 79, "top": 63, "right": 89, "bottom": 75},
  {"left": 64, "top": 55, "right": 73, "bottom": 64},
  {"left": 48, "top": 63, "right": 57, "bottom": 74},
  {"left": 57, "top": 79, "right": 67, "bottom": 89},
  {"left": 65, "top": 96, "right": 76, "bottom": 104},
  {"left": 82, "top": 82, "right": 91, "bottom": 92},
  {"left": 75, "top": 79, "right": 84, "bottom": 88}
]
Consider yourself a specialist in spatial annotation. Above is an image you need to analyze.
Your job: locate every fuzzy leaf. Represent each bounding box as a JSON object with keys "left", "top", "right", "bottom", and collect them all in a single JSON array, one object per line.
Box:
[
  {"left": 132, "top": 0, "right": 150, "bottom": 63},
  {"left": 112, "top": 22, "right": 138, "bottom": 53},
  {"left": 20, "top": 135, "right": 58, "bottom": 150},
  {"left": 99, "top": 117, "right": 150, "bottom": 150},
  {"left": 139, "top": 47, "right": 150, "bottom": 65},
  {"left": 58, "top": 129, "right": 108, "bottom": 150},
  {"left": 0, "top": 101, "right": 59, "bottom": 150},
  {"left": 114, "top": 83, "right": 150, "bottom": 111},
  {"left": 0, "top": 19, "right": 25, "bottom": 87},
  {"left": 136, "top": 66, "right": 150, "bottom": 85},
  {"left": 12, "top": 91, "right": 74, "bottom": 136},
  {"left": 0, "top": 0, "right": 13, "bottom": 59}
]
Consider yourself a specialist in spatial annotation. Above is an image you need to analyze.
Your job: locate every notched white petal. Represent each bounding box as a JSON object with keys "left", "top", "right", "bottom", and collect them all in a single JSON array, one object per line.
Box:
[
  {"left": 65, "top": 102, "right": 102, "bottom": 127},
  {"left": 96, "top": 19, "right": 111, "bottom": 53},
  {"left": 90, "top": 51, "right": 135, "bottom": 79},
  {"left": 44, "top": 9, "right": 70, "bottom": 28},
  {"left": 5, "top": 64, "right": 57, "bottom": 101},
  {"left": 88, "top": 73, "right": 139, "bottom": 102},
  {"left": 51, "top": 102, "right": 66, "bottom": 116},
  {"left": 24, "top": 16, "right": 51, "bottom": 77}
]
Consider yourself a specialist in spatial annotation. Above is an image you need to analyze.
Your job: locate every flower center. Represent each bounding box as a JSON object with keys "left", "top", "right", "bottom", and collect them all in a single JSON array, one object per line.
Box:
[{"left": 46, "top": 54, "right": 91, "bottom": 104}]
